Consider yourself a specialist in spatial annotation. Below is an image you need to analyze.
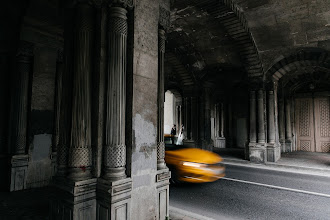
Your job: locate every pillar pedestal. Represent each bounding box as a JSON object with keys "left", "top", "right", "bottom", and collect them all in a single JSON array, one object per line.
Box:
[
  {"left": 97, "top": 178, "right": 132, "bottom": 220},
  {"left": 50, "top": 177, "right": 97, "bottom": 220},
  {"left": 155, "top": 169, "right": 170, "bottom": 220},
  {"left": 9, "top": 154, "right": 29, "bottom": 191},
  {"left": 249, "top": 145, "right": 266, "bottom": 163},
  {"left": 266, "top": 144, "right": 281, "bottom": 162},
  {"left": 214, "top": 137, "right": 226, "bottom": 148}
]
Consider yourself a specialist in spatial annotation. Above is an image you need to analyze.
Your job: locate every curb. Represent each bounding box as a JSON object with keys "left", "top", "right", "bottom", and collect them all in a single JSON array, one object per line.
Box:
[
  {"left": 169, "top": 206, "right": 215, "bottom": 220},
  {"left": 222, "top": 158, "right": 330, "bottom": 178}
]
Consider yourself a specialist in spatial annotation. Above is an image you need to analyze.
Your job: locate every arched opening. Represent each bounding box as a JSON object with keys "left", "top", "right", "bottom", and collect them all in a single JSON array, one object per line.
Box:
[
  {"left": 269, "top": 49, "right": 330, "bottom": 154},
  {"left": 164, "top": 90, "right": 183, "bottom": 144}
]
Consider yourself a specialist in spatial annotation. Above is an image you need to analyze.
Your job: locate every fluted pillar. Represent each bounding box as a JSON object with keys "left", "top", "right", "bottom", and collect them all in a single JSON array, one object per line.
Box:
[
  {"left": 7, "top": 41, "right": 33, "bottom": 191},
  {"left": 8, "top": 42, "right": 33, "bottom": 155},
  {"left": 51, "top": 50, "right": 63, "bottom": 176},
  {"left": 157, "top": 28, "right": 166, "bottom": 170},
  {"left": 249, "top": 91, "right": 257, "bottom": 143},
  {"left": 56, "top": 10, "right": 74, "bottom": 177},
  {"left": 257, "top": 90, "right": 266, "bottom": 144},
  {"left": 220, "top": 103, "right": 224, "bottom": 138},
  {"left": 204, "top": 88, "right": 211, "bottom": 142},
  {"left": 53, "top": 50, "right": 63, "bottom": 152},
  {"left": 285, "top": 98, "right": 292, "bottom": 152},
  {"left": 103, "top": 6, "right": 128, "bottom": 180},
  {"left": 279, "top": 98, "right": 285, "bottom": 142},
  {"left": 285, "top": 99, "right": 292, "bottom": 141},
  {"left": 268, "top": 91, "right": 275, "bottom": 144},
  {"left": 215, "top": 103, "right": 219, "bottom": 138},
  {"left": 67, "top": 2, "right": 94, "bottom": 180},
  {"left": 191, "top": 96, "right": 198, "bottom": 141},
  {"left": 184, "top": 97, "right": 191, "bottom": 140}
]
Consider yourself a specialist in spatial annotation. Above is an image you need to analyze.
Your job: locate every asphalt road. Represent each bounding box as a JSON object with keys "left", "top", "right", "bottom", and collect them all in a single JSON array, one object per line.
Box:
[{"left": 169, "top": 164, "right": 330, "bottom": 220}]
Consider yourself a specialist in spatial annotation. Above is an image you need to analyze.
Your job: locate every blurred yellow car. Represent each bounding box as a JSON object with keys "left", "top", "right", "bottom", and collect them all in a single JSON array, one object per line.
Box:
[{"left": 164, "top": 134, "right": 225, "bottom": 184}]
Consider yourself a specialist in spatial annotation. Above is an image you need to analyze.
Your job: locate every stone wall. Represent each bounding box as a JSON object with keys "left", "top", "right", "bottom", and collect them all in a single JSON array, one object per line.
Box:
[
  {"left": 20, "top": 13, "right": 61, "bottom": 188},
  {"left": 130, "top": 0, "right": 160, "bottom": 218}
]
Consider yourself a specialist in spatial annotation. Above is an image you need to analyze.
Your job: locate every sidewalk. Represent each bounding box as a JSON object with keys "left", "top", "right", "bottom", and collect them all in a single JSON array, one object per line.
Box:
[
  {"left": 214, "top": 148, "right": 330, "bottom": 177},
  {"left": 169, "top": 206, "right": 214, "bottom": 220}
]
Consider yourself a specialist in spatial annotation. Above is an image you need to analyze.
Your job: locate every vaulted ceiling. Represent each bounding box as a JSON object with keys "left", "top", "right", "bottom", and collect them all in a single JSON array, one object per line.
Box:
[{"left": 165, "top": 0, "right": 262, "bottom": 92}]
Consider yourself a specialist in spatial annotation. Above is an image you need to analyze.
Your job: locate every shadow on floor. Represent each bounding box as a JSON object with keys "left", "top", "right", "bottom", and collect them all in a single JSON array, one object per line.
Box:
[{"left": 0, "top": 187, "right": 50, "bottom": 220}]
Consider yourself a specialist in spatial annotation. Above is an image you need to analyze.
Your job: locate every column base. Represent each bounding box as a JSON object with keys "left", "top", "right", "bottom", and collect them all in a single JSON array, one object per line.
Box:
[
  {"left": 266, "top": 143, "right": 281, "bottom": 162},
  {"left": 68, "top": 167, "right": 92, "bottom": 181},
  {"left": 156, "top": 169, "right": 170, "bottom": 220},
  {"left": 248, "top": 144, "right": 266, "bottom": 163},
  {"left": 214, "top": 137, "right": 226, "bottom": 148},
  {"left": 102, "top": 167, "right": 126, "bottom": 181},
  {"left": 284, "top": 140, "right": 292, "bottom": 152},
  {"left": 50, "top": 177, "right": 97, "bottom": 220},
  {"left": 157, "top": 159, "right": 167, "bottom": 170},
  {"left": 97, "top": 178, "right": 132, "bottom": 220},
  {"left": 10, "top": 154, "right": 29, "bottom": 191}
]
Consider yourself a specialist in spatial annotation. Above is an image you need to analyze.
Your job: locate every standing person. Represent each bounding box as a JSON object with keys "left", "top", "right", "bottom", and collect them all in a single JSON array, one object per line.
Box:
[
  {"left": 176, "top": 124, "right": 184, "bottom": 145},
  {"left": 170, "top": 124, "right": 176, "bottom": 144}
]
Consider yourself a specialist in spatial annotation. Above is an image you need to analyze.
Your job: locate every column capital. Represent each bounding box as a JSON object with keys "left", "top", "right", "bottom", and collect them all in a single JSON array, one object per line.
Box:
[
  {"left": 159, "top": 6, "right": 170, "bottom": 30},
  {"left": 108, "top": 7, "right": 128, "bottom": 35}
]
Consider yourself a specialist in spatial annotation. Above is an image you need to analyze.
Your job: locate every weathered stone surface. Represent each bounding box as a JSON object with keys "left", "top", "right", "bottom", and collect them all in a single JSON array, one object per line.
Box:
[{"left": 129, "top": 0, "right": 162, "bottom": 219}]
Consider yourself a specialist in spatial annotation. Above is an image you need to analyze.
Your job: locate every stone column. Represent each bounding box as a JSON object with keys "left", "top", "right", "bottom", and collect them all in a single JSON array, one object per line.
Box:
[
  {"left": 204, "top": 88, "right": 211, "bottom": 142},
  {"left": 183, "top": 97, "right": 188, "bottom": 139},
  {"left": 186, "top": 97, "right": 191, "bottom": 140},
  {"left": 220, "top": 103, "right": 225, "bottom": 138},
  {"left": 215, "top": 104, "right": 219, "bottom": 138},
  {"left": 267, "top": 91, "right": 275, "bottom": 144},
  {"left": 67, "top": 2, "right": 94, "bottom": 180},
  {"left": 8, "top": 42, "right": 33, "bottom": 155},
  {"left": 279, "top": 98, "right": 285, "bottom": 143},
  {"left": 56, "top": 10, "right": 74, "bottom": 177},
  {"left": 51, "top": 3, "right": 98, "bottom": 220},
  {"left": 157, "top": 28, "right": 166, "bottom": 170},
  {"left": 191, "top": 96, "right": 198, "bottom": 142},
  {"left": 285, "top": 99, "right": 292, "bottom": 141},
  {"left": 178, "top": 105, "right": 182, "bottom": 133},
  {"left": 285, "top": 98, "right": 292, "bottom": 152},
  {"left": 257, "top": 90, "right": 266, "bottom": 144},
  {"left": 103, "top": 5, "right": 128, "bottom": 180},
  {"left": 249, "top": 91, "right": 257, "bottom": 144},
  {"left": 8, "top": 41, "right": 33, "bottom": 191},
  {"left": 155, "top": 6, "right": 171, "bottom": 220},
  {"left": 51, "top": 49, "right": 63, "bottom": 176}
]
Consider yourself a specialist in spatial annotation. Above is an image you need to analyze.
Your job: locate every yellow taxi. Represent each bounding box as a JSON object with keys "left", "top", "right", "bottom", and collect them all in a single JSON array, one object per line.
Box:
[{"left": 164, "top": 134, "right": 225, "bottom": 184}]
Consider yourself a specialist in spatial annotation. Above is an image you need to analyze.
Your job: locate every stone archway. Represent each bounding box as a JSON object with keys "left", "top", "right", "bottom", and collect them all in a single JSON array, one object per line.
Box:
[
  {"left": 270, "top": 49, "right": 330, "bottom": 155},
  {"left": 248, "top": 48, "right": 330, "bottom": 163}
]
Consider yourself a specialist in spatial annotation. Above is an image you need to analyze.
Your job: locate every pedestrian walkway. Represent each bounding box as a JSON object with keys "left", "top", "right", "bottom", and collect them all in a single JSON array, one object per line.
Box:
[{"left": 214, "top": 148, "right": 330, "bottom": 177}]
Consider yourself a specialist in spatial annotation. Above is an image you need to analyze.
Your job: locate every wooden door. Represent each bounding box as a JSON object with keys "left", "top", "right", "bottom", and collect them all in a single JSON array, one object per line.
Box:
[
  {"left": 314, "top": 97, "right": 330, "bottom": 153},
  {"left": 295, "top": 98, "right": 315, "bottom": 152}
]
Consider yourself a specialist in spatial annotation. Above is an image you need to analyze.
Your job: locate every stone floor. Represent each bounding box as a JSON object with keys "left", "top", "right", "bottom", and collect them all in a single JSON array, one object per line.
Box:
[{"left": 0, "top": 149, "right": 329, "bottom": 220}]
